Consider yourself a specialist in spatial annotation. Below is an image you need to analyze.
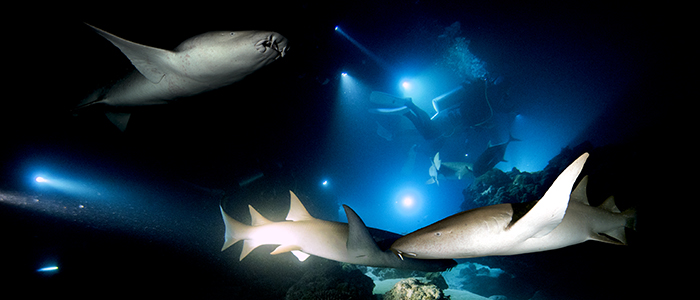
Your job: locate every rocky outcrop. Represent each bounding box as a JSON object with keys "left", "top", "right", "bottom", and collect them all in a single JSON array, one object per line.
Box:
[{"left": 383, "top": 278, "right": 446, "bottom": 300}]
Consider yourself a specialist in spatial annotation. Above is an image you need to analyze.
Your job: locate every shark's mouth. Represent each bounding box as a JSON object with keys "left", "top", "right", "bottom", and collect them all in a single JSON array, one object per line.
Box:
[{"left": 255, "top": 33, "right": 289, "bottom": 59}]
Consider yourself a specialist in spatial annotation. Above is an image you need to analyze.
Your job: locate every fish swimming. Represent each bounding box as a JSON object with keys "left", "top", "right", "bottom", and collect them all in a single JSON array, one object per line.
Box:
[
  {"left": 426, "top": 152, "right": 442, "bottom": 185},
  {"left": 470, "top": 134, "right": 520, "bottom": 177},
  {"left": 75, "top": 24, "right": 289, "bottom": 131},
  {"left": 391, "top": 153, "right": 636, "bottom": 260},
  {"left": 219, "top": 191, "right": 456, "bottom": 271},
  {"left": 426, "top": 152, "right": 471, "bottom": 184}
]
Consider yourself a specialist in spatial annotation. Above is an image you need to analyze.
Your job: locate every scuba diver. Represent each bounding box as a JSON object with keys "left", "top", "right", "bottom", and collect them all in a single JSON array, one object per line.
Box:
[{"left": 370, "top": 76, "right": 510, "bottom": 146}]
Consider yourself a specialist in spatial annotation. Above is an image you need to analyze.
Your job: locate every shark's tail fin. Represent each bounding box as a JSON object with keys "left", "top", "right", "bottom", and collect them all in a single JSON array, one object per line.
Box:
[
  {"left": 508, "top": 133, "right": 521, "bottom": 143},
  {"left": 219, "top": 206, "right": 251, "bottom": 255}
]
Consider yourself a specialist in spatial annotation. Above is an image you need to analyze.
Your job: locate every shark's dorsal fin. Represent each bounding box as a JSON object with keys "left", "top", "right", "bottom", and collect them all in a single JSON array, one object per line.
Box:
[
  {"left": 598, "top": 196, "right": 620, "bottom": 213},
  {"left": 343, "top": 205, "right": 381, "bottom": 258},
  {"left": 508, "top": 153, "right": 589, "bottom": 239},
  {"left": 249, "top": 205, "right": 273, "bottom": 226},
  {"left": 570, "top": 175, "right": 590, "bottom": 205},
  {"left": 87, "top": 23, "right": 171, "bottom": 84},
  {"left": 286, "top": 191, "right": 316, "bottom": 221}
]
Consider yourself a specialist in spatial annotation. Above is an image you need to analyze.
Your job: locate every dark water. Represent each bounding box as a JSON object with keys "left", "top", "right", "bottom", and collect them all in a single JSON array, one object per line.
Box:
[{"left": 2, "top": 2, "right": 679, "bottom": 299}]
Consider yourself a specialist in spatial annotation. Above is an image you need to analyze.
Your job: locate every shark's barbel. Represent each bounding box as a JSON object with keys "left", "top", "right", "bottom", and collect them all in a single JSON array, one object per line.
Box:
[
  {"left": 219, "top": 191, "right": 456, "bottom": 272},
  {"left": 75, "top": 24, "right": 289, "bottom": 131},
  {"left": 391, "top": 153, "right": 637, "bottom": 260}
]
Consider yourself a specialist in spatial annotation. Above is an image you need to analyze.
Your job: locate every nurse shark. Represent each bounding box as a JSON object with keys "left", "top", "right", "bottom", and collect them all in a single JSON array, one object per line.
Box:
[
  {"left": 391, "top": 153, "right": 637, "bottom": 260},
  {"left": 75, "top": 24, "right": 289, "bottom": 131},
  {"left": 219, "top": 191, "right": 456, "bottom": 272}
]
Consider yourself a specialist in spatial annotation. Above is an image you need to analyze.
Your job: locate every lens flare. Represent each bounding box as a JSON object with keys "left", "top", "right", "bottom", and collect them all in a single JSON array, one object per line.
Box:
[{"left": 402, "top": 196, "right": 414, "bottom": 208}]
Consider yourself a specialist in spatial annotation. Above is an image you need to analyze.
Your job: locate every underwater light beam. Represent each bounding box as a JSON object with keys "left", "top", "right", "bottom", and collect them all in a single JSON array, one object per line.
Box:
[
  {"left": 37, "top": 266, "right": 59, "bottom": 272},
  {"left": 334, "top": 26, "right": 389, "bottom": 70}
]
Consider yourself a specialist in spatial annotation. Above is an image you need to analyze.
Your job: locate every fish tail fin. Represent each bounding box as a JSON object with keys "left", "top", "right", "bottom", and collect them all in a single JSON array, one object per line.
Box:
[
  {"left": 508, "top": 133, "right": 521, "bottom": 143},
  {"left": 622, "top": 206, "right": 637, "bottom": 231},
  {"left": 219, "top": 206, "right": 251, "bottom": 254}
]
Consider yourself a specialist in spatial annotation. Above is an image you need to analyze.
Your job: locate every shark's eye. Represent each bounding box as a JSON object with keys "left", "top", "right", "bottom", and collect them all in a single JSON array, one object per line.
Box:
[
  {"left": 229, "top": 32, "right": 236, "bottom": 36},
  {"left": 434, "top": 232, "right": 442, "bottom": 236}
]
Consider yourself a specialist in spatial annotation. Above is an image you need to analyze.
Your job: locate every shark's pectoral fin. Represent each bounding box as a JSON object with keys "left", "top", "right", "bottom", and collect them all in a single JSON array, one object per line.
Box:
[
  {"left": 105, "top": 112, "right": 131, "bottom": 132},
  {"left": 343, "top": 205, "right": 382, "bottom": 259},
  {"left": 270, "top": 244, "right": 302, "bottom": 255},
  {"left": 508, "top": 153, "right": 589, "bottom": 239},
  {"left": 291, "top": 250, "right": 311, "bottom": 262},
  {"left": 87, "top": 23, "right": 171, "bottom": 84}
]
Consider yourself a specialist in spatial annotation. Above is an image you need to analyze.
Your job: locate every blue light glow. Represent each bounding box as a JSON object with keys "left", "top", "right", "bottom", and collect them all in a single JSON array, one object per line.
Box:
[
  {"left": 30, "top": 171, "right": 104, "bottom": 200},
  {"left": 393, "top": 186, "right": 423, "bottom": 217},
  {"left": 37, "top": 266, "right": 59, "bottom": 272},
  {"left": 341, "top": 72, "right": 348, "bottom": 77},
  {"left": 401, "top": 195, "right": 414, "bottom": 208},
  {"left": 334, "top": 26, "right": 388, "bottom": 70}
]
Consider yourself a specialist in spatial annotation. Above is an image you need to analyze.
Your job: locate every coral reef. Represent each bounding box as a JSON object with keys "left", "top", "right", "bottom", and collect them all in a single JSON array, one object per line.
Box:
[
  {"left": 383, "top": 278, "right": 446, "bottom": 300},
  {"left": 461, "top": 142, "right": 593, "bottom": 211},
  {"left": 285, "top": 263, "right": 375, "bottom": 300}
]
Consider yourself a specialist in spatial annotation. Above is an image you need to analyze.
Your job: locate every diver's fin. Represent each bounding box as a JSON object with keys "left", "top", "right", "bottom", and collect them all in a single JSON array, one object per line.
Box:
[
  {"left": 508, "top": 153, "right": 589, "bottom": 239},
  {"left": 343, "top": 205, "right": 381, "bottom": 258},
  {"left": 286, "top": 191, "right": 315, "bottom": 221},
  {"left": 369, "top": 106, "right": 410, "bottom": 115},
  {"left": 105, "top": 112, "right": 131, "bottom": 132},
  {"left": 370, "top": 91, "right": 410, "bottom": 106},
  {"left": 86, "top": 23, "right": 170, "bottom": 84}
]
